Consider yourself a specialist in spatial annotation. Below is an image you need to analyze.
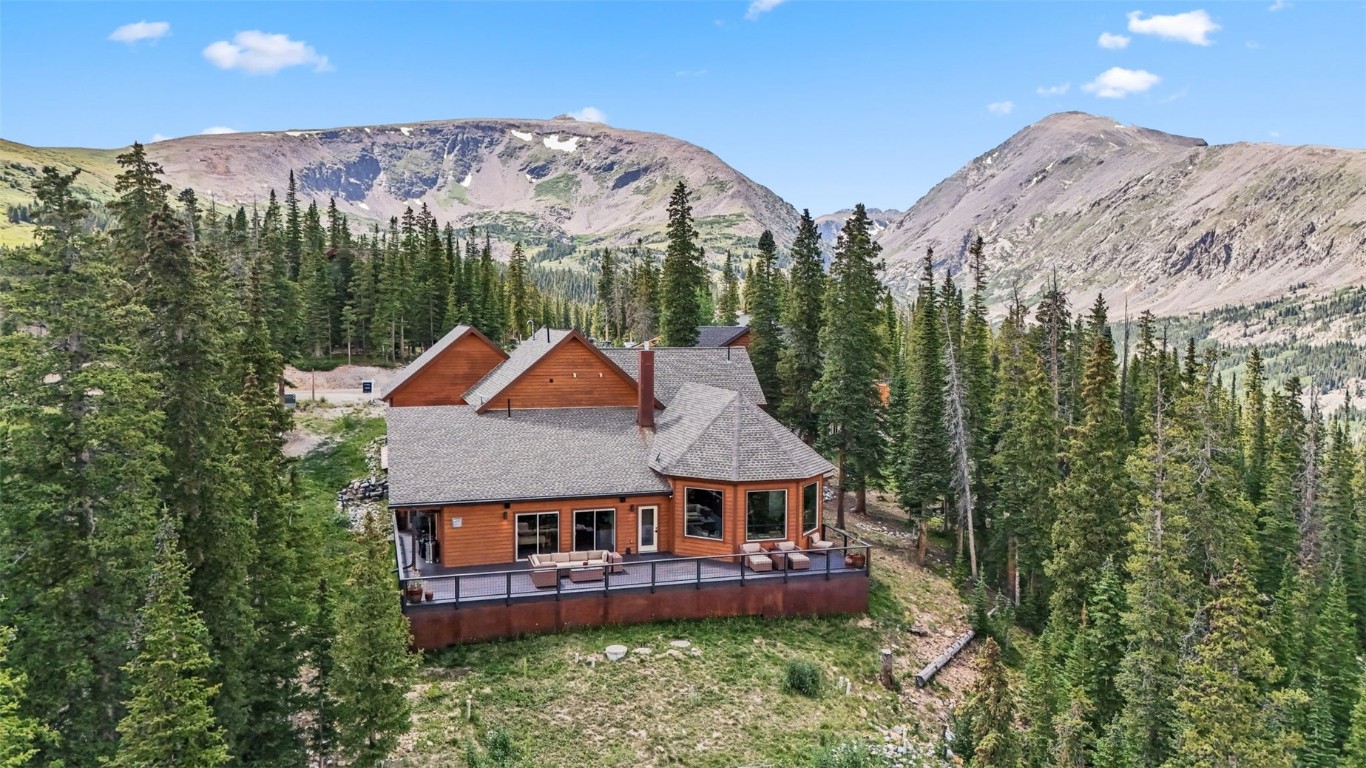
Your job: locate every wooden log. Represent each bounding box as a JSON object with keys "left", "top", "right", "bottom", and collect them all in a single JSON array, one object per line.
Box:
[
  {"left": 914, "top": 628, "right": 975, "bottom": 688},
  {"left": 880, "top": 648, "right": 895, "bottom": 690}
]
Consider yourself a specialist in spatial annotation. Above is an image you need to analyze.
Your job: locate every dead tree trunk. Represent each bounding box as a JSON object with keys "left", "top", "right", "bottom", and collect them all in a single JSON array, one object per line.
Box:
[
  {"left": 942, "top": 312, "right": 978, "bottom": 581},
  {"left": 914, "top": 627, "right": 975, "bottom": 688},
  {"left": 880, "top": 648, "right": 895, "bottom": 690}
]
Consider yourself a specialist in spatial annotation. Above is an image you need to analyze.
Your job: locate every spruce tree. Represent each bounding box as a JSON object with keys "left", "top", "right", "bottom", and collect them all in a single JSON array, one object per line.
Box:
[
  {"left": 898, "top": 248, "right": 950, "bottom": 564},
  {"left": 1047, "top": 296, "right": 1130, "bottom": 624},
  {"left": 715, "top": 250, "right": 740, "bottom": 326},
  {"left": 111, "top": 519, "right": 231, "bottom": 768},
  {"left": 1344, "top": 670, "right": 1366, "bottom": 767},
  {"left": 505, "top": 241, "right": 530, "bottom": 339},
  {"left": 1166, "top": 562, "right": 1294, "bottom": 768},
  {"left": 777, "top": 210, "right": 826, "bottom": 441},
  {"left": 812, "top": 204, "right": 885, "bottom": 527},
  {"left": 0, "top": 623, "right": 49, "bottom": 768},
  {"left": 747, "top": 230, "right": 783, "bottom": 407},
  {"left": 659, "top": 182, "right": 704, "bottom": 346},
  {"left": 333, "top": 512, "right": 417, "bottom": 767},
  {"left": 958, "top": 638, "right": 1019, "bottom": 767}
]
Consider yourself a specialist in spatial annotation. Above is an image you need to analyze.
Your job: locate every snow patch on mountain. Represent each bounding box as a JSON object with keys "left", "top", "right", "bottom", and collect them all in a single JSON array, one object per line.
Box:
[{"left": 543, "top": 135, "right": 579, "bottom": 153}]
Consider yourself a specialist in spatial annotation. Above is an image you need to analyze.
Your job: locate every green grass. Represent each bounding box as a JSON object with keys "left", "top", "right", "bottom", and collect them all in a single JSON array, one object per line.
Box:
[
  {"left": 398, "top": 611, "right": 902, "bottom": 768},
  {"left": 533, "top": 173, "right": 581, "bottom": 204},
  {"left": 293, "top": 410, "right": 385, "bottom": 516}
]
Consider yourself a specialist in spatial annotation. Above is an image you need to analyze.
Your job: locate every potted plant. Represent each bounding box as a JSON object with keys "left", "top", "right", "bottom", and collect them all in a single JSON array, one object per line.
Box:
[
  {"left": 423, "top": 586, "right": 435, "bottom": 602},
  {"left": 405, "top": 580, "right": 424, "bottom": 603},
  {"left": 844, "top": 551, "right": 865, "bottom": 568}
]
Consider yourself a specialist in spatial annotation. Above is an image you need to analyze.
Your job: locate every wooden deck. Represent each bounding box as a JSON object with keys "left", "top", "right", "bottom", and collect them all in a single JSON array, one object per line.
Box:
[{"left": 393, "top": 527, "right": 873, "bottom": 648}]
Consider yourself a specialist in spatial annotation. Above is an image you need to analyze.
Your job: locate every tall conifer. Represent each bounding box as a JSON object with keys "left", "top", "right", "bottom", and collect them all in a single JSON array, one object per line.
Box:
[{"left": 659, "top": 182, "right": 704, "bottom": 346}]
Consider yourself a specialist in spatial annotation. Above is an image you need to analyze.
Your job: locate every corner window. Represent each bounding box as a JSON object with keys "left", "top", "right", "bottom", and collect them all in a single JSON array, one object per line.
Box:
[
  {"left": 802, "top": 482, "right": 819, "bottom": 533},
  {"left": 684, "top": 487, "right": 725, "bottom": 540},
  {"left": 746, "top": 489, "right": 787, "bottom": 541}
]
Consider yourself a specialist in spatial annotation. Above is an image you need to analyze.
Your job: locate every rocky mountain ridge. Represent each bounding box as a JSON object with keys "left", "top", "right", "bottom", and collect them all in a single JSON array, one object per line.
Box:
[
  {"left": 0, "top": 117, "right": 801, "bottom": 254},
  {"left": 876, "top": 112, "right": 1366, "bottom": 315}
]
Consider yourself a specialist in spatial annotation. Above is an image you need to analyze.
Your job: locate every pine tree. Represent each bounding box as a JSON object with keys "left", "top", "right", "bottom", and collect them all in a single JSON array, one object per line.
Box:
[
  {"left": 1165, "top": 562, "right": 1295, "bottom": 768},
  {"left": 113, "top": 147, "right": 257, "bottom": 753},
  {"left": 778, "top": 210, "right": 825, "bottom": 441},
  {"left": 506, "top": 241, "right": 531, "bottom": 340},
  {"left": 1115, "top": 363, "right": 1194, "bottom": 768},
  {"left": 716, "top": 250, "right": 740, "bottom": 325},
  {"left": 1258, "top": 382, "right": 1307, "bottom": 595},
  {"left": 333, "top": 512, "right": 417, "bottom": 767},
  {"left": 747, "top": 230, "right": 783, "bottom": 407},
  {"left": 284, "top": 170, "right": 303, "bottom": 279},
  {"left": 304, "top": 579, "right": 339, "bottom": 768},
  {"left": 1344, "top": 670, "right": 1366, "bottom": 767},
  {"left": 597, "top": 248, "right": 619, "bottom": 339},
  {"left": 813, "top": 204, "right": 885, "bottom": 527},
  {"left": 1062, "top": 562, "right": 1127, "bottom": 738},
  {"left": 0, "top": 166, "right": 164, "bottom": 766},
  {"left": 659, "top": 182, "right": 704, "bottom": 346},
  {"left": 1244, "top": 348, "right": 1270, "bottom": 505},
  {"left": 957, "top": 638, "right": 1019, "bottom": 767},
  {"left": 110, "top": 519, "right": 231, "bottom": 768},
  {"left": 1047, "top": 296, "right": 1130, "bottom": 624},
  {"left": 1019, "top": 634, "right": 1059, "bottom": 768},
  {"left": 0, "top": 623, "right": 49, "bottom": 768},
  {"left": 898, "top": 248, "right": 950, "bottom": 564}
]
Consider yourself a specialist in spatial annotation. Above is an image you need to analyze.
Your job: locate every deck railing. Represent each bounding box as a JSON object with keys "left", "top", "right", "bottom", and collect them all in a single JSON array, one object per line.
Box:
[{"left": 397, "top": 523, "right": 872, "bottom": 609}]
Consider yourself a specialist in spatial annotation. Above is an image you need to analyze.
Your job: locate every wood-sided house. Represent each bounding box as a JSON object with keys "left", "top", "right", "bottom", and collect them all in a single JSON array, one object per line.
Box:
[{"left": 383, "top": 325, "right": 871, "bottom": 646}]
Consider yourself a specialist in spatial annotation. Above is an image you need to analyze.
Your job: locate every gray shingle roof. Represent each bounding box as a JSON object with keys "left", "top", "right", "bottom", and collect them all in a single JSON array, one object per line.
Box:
[
  {"left": 463, "top": 328, "right": 572, "bottom": 407},
  {"left": 649, "top": 383, "right": 834, "bottom": 482},
  {"left": 386, "top": 406, "right": 671, "bottom": 506},
  {"left": 696, "top": 325, "right": 750, "bottom": 348},
  {"left": 600, "top": 347, "right": 766, "bottom": 405},
  {"left": 383, "top": 325, "right": 503, "bottom": 400}
]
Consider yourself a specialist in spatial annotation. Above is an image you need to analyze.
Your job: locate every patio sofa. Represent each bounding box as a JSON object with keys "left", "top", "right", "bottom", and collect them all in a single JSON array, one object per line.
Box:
[{"left": 528, "top": 550, "right": 617, "bottom": 588}]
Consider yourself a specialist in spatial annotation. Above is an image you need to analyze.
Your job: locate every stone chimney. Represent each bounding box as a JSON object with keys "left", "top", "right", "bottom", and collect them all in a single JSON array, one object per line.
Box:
[{"left": 637, "top": 347, "right": 655, "bottom": 429}]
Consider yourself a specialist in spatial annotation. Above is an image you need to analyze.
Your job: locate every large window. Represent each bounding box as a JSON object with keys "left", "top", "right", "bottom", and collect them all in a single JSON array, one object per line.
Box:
[
  {"left": 802, "top": 482, "right": 819, "bottom": 533},
  {"left": 746, "top": 489, "right": 788, "bottom": 541},
  {"left": 515, "top": 512, "right": 559, "bottom": 560},
  {"left": 684, "top": 487, "right": 725, "bottom": 540}
]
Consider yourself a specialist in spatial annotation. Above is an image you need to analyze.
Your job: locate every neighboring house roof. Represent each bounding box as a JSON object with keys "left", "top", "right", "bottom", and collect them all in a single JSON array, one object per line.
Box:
[
  {"left": 601, "top": 347, "right": 766, "bottom": 406},
  {"left": 695, "top": 325, "right": 750, "bottom": 348},
  {"left": 649, "top": 383, "right": 834, "bottom": 483},
  {"left": 463, "top": 328, "right": 656, "bottom": 413},
  {"left": 382, "top": 324, "right": 506, "bottom": 401},
  {"left": 387, "top": 406, "right": 672, "bottom": 506}
]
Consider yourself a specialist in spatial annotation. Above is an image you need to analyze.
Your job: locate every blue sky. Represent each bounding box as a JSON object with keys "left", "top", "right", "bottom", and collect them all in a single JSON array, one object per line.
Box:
[{"left": 2, "top": 1, "right": 1362, "bottom": 214}]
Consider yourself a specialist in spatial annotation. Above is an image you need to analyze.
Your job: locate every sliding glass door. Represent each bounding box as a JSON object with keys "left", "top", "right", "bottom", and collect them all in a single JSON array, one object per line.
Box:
[
  {"left": 515, "top": 512, "right": 559, "bottom": 560},
  {"left": 573, "top": 509, "right": 616, "bottom": 551}
]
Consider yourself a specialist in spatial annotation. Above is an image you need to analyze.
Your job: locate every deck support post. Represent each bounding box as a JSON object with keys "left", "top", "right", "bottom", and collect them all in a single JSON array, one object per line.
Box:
[
  {"left": 453, "top": 575, "right": 460, "bottom": 609},
  {"left": 695, "top": 559, "right": 702, "bottom": 589},
  {"left": 505, "top": 572, "right": 512, "bottom": 606},
  {"left": 825, "top": 550, "right": 832, "bottom": 580},
  {"left": 650, "top": 561, "right": 656, "bottom": 594}
]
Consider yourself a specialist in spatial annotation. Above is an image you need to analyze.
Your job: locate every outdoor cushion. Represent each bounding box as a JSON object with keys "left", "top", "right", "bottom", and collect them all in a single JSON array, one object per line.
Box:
[
  {"left": 773, "top": 541, "right": 798, "bottom": 552},
  {"left": 552, "top": 553, "right": 571, "bottom": 563},
  {"left": 739, "top": 543, "right": 765, "bottom": 555},
  {"left": 745, "top": 554, "right": 773, "bottom": 572}
]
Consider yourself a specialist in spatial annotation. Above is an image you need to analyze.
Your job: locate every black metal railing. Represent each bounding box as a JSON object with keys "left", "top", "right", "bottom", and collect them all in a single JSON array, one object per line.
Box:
[{"left": 396, "top": 528, "right": 873, "bottom": 609}]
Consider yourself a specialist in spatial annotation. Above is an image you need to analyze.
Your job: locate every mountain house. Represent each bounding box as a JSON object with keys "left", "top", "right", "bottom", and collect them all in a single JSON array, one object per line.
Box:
[{"left": 383, "top": 325, "right": 871, "bottom": 647}]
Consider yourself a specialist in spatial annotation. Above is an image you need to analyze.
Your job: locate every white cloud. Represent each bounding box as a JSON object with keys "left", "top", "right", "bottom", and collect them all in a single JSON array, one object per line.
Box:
[
  {"left": 745, "top": 0, "right": 787, "bottom": 21},
  {"left": 1269, "top": 130, "right": 1281, "bottom": 138},
  {"left": 1268, "top": 0, "right": 1291, "bottom": 10},
  {"left": 203, "top": 31, "right": 332, "bottom": 74},
  {"left": 986, "top": 101, "right": 1015, "bottom": 116},
  {"left": 566, "top": 107, "right": 608, "bottom": 124},
  {"left": 1098, "top": 32, "right": 1131, "bottom": 49},
  {"left": 1037, "top": 83, "right": 1071, "bottom": 96},
  {"left": 1082, "top": 67, "right": 1161, "bottom": 98},
  {"left": 109, "top": 21, "right": 170, "bottom": 44},
  {"left": 1126, "top": 10, "right": 1220, "bottom": 46},
  {"left": 150, "top": 133, "right": 171, "bottom": 143},
  {"left": 201, "top": 126, "right": 238, "bottom": 135}
]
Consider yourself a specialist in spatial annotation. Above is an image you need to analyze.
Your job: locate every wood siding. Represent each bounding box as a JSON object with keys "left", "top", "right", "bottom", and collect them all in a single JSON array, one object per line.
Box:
[
  {"left": 483, "top": 336, "right": 640, "bottom": 411},
  {"left": 388, "top": 332, "right": 507, "bottom": 407},
  {"left": 417, "top": 475, "right": 824, "bottom": 568},
  {"left": 669, "top": 476, "right": 823, "bottom": 559},
  {"left": 433, "top": 493, "right": 673, "bottom": 568}
]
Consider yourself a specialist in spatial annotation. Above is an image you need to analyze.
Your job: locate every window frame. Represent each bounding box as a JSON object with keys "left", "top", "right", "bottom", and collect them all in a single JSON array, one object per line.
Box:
[
  {"left": 513, "top": 511, "right": 560, "bottom": 561},
  {"left": 745, "top": 488, "right": 789, "bottom": 543},
  {"left": 801, "top": 481, "right": 820, "bottom": 535},
  {"left": 682, "top": 486, "right": 726, "bottom": 542}
]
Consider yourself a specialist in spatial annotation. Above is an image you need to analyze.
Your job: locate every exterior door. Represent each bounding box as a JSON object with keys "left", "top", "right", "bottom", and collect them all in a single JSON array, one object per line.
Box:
[{"left": 637, "top": 506, "right": 658, "bottom": 553}]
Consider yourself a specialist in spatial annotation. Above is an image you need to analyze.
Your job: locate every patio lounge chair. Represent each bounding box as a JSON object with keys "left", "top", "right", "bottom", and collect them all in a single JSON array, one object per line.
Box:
[
  {"left": 739, "top": 542, "right": 774, "bottom": 572},
  {"left": 807, "top": 534, "right": 833, "bottom": 551},
  {"left": 770, "top": 541, "right": 810, "bottom": 571}
]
